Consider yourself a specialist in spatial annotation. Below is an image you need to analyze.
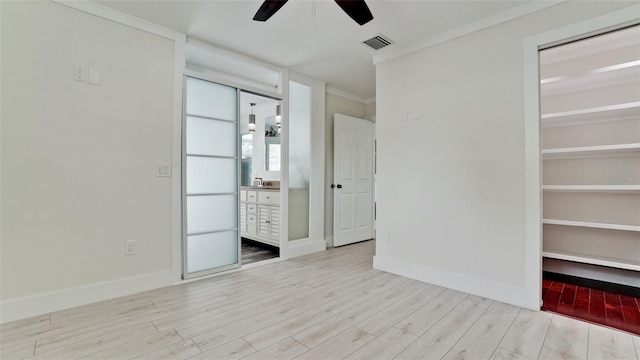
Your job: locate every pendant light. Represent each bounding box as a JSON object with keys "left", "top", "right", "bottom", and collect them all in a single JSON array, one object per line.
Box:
[{"left": 248, "top": 103, "right": 256, "bottom": 133}]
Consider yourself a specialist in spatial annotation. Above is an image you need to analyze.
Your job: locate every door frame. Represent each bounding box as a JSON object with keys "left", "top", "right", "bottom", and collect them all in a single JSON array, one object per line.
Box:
[
  {"left": 523, "top": 5, "right": 639, "bottom": 308},
  {"left": 280, "top": 71, "right": 327, "bottom": 259}
]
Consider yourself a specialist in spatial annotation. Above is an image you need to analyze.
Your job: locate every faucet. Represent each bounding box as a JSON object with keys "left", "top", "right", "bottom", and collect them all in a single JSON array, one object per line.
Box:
[{"left": 254, "top": 177, "right": 263, "bottom": 187}]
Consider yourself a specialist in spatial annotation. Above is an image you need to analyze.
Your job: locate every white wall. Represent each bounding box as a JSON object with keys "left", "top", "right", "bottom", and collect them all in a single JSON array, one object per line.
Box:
[
  {"left": 1, "top": 1, "right": 179, "bottom": 321},
  {"left": 324, "top": 93, "right": 366, "bottom": 245},
  {"left": 374, "top": 0, "right": 637, "bottom": 309}
]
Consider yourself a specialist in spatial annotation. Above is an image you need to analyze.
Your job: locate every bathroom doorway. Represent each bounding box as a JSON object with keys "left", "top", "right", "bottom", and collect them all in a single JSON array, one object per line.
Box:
[{"left": 239, "top": 91, "right": 282, "bottom": 265}]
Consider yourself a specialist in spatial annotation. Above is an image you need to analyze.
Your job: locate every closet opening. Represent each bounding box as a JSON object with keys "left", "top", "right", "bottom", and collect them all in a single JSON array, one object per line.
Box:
[{"left": 538, "top": 24, "right": 640, "bottom": 335}]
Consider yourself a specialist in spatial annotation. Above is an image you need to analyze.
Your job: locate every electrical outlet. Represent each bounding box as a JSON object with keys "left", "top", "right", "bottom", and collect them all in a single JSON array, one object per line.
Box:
[
  {"left": 74, "top": 65, "right": 87, "bottom": 81},
  {"left": 126, "top": 239, "right": 136, "bottom": 256},
  {"left": 385, "top": 230, "right": 392, "bottom": 242}
]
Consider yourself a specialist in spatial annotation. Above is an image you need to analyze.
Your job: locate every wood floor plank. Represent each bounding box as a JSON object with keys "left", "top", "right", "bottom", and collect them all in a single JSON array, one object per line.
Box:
[
  {"left": 32, "top": 307, "right": 163, "bottom": 355},
  {"left": 243, "top": 288, "right": 378, "bottom": 350},
  {"left": 132, "top": 339, "right": 202, "bottom": 360},
  {"left": 355, "top": 283, "right": 445, "bottom": 336},
  {"left": 587, "top": 324, "right": 637, "bottom": 360},
  {"left": 295, "top": 327, "right": 374, "bottom": 360},
  {"left": 32, "top": 323, "right": 158, "bottom": 359},
  {"left": 75, "top": 329, "right": 182, "bottom": 360},
  {"left": 542, "top": 315, "right": 589, "bottom": 360},
  {"left": 241, "top": 337, "right": 308, "bottom": 360},
  {"left": 395, "top": 296, "right": 493, "bottom": 360},
  {"left": 50, "top": 298, "right": 154, "bottom": 324},
  {"left": 291, "top": 287, "right": 409, "bottom": 349},
  {"left": 538, "top": 346, "right": 583, "bottom": 360},
  {"left": 498, "top": 308, "right": 553, "bottom": 359},
  {"left": 345, "top": 327, "right": 418, "bottom": 360},
  {"left": 174, "top": 287, "right": 314, "bottom": 340},
  {"left": 490, "top": 347, "right": 535, "bottom": 360},
  {"left": 0, "top": 315, "right": 50, "bottom": 334},
  {"left": 191, "top": 288, "right": 347, "bottom": 352},
  {"left": 151, "top": 283, "right": 299, "bottom": 330},
  {"left": 0, "top": 341, "right": 35, "bottom": 360},
  {"left": 441, "top": 300, "right": 520, "bottom": 360},
  {"left": 187, "top": 338, "right": 256, "bottom": 360},
  {"left": 395, "top": 288, "right": 469, "bottom": 337}
]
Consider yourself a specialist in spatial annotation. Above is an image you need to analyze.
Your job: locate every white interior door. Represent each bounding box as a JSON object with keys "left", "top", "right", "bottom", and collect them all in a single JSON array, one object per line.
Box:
[{"left": 333, "top": 113, "right": 374, "bottom": 247}]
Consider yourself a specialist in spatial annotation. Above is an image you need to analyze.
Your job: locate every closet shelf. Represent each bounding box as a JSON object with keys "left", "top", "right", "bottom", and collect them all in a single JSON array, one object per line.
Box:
[
  {"left": 541, "top": 101, "right": 640, "bottom": 127},
  {"left": 543, "top": 219, "right": 640, "bottom": 232},
  {"left": 543, "top": 185, "right": 640, "bottom": 192},
  {"left": 542, "top": 143, "right": 640, "bottom": 159},
  {"left": 542, "top": 251, "right": 640, "bottom": 272}
]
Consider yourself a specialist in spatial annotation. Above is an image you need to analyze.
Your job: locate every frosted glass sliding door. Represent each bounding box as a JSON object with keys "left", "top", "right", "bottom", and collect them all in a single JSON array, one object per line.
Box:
[{"left": 183, "top": 77, "right": 239, "bottom": 278}]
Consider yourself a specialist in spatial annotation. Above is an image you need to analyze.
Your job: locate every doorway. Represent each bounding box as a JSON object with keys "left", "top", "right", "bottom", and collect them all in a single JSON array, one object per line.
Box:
[
  {"left": 537, "top": 24, "right": 640, "bottom": 334},
  {"left": 239, "top": 91, "right": 282, "bottom": 265}
]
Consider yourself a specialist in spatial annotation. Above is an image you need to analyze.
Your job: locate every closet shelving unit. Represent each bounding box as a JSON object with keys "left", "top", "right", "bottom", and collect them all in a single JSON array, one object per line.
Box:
[{"left": 540, "top": 25, "right": 640, "bottom": 281}]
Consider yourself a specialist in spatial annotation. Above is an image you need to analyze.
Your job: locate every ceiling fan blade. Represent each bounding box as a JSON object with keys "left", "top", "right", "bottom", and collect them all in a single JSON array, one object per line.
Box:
[
  {"left": 334, "top": 0, "right": 373, "bottom": 25},
  {"left": 253, "top": 0, "right": 289, "bottom": 22}
]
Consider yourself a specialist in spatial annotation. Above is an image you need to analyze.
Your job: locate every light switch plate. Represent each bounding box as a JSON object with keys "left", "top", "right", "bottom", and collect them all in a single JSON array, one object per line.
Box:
[
  {"left": 88, "top": 68, "right": 101, "bottom": 85},
  {"left": 156, "top": 163, "right": 171, "bottom": 177}
]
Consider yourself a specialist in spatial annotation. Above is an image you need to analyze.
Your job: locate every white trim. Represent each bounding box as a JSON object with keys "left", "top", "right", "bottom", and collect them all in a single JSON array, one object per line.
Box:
[
  {"left": 52, "top": 0, "right": 176, "bottom": 39},
  {"left": 326, "top": 87, "right": 367, "bottom": 104},
  {"left": 187, "top": 37, "right": 283, "bottom": 77},
  {"left": 373, "top": 0, "right": 567, "bottom": 65},
  {"left": 280, "top": 70, "right": 291, "bottom": 259},
  {"left": 325, "top": 235, "right": 334, "bottom": 248},
  {"left": 373, "top": 256, "right": 539, "bottom": 310},
  {"left": 171, "top": 33, "right": 186, "bottom": 282},
  {"left": 0, "top": 270, "right": 178, "bottom": 324},
  {"left": 288, "top": 238, "right": 328, "bottom": 258},
  {"left": 523, "top": 4, "right": 640, "bottom": 311}
]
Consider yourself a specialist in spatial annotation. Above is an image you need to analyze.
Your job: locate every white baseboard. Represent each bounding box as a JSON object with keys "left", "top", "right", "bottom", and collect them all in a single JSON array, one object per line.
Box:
[
  {"left": 1, "top": 270, "right": 179, "bottom": 324},
  {"left": 373, "top": 255, "right": 539, "bottom": 310},
  {"left": 324, "top": 235, "right": 334, "bottom": 248},
  {"left": 287, "top": 238, "right": 327, "bottom": 259}
]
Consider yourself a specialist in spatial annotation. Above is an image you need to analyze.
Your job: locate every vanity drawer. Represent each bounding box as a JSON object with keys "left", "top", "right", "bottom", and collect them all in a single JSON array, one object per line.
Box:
[
  {"left": 246, "top": 224, "right": 257, "bottom": 235},
  {"left": 258, "top": 191, "right": 280, "bottom": 205},
  {"left": 247, "top": 214, "right": 257, "bottom": 225},
  {"left": 246, "top": 191, "right": 257, "bottom": 203},
  {"left": 247, "top": 203, "right": 257, "bottom": 214},
  {"left": 240, "top": 190, "right": 247, "bottom": 202}
]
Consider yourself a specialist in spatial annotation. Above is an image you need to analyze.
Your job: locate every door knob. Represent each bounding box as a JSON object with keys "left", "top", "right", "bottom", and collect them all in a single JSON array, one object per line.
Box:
[{"left": 337, "top": 184, "right": 343, "bottom": 189}]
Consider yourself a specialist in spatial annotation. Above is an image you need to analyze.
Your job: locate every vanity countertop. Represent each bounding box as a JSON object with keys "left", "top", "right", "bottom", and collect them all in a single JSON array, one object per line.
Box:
[{"left": 241, "top": 186, "right": 280, "bottom": 191}]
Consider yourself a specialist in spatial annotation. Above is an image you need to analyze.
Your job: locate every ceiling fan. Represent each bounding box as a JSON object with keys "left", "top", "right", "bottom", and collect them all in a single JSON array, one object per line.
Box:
[{"left": 253, "top": 0, "right": 374, "bottom": 26}]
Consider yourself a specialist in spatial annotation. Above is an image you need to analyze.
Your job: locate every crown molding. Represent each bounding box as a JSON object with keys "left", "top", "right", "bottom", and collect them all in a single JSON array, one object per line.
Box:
[
  {"left": 326, "top": 87, "right": 367, "bottom": 104},
  {"left": 373, "top": 0, "right": 567, "bottom": 65},
  {"left": 52, "top": 0, "right": 177, "bottom": 39}
]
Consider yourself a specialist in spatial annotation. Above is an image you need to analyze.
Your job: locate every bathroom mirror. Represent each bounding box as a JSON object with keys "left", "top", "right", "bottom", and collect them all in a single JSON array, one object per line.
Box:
[{"left": 239, "top": 91, "right": 281, "bottom": 184}]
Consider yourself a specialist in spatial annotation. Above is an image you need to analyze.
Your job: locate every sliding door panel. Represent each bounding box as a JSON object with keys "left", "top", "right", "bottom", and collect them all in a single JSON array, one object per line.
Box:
[{"left": 183, "top": 77, "right": 239, "bottom": 278}]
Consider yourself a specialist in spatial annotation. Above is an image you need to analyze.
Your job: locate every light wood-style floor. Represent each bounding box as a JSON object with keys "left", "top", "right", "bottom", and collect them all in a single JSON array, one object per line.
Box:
[{"left": 1, "top": 240, "right": 639, "bottom": 360}]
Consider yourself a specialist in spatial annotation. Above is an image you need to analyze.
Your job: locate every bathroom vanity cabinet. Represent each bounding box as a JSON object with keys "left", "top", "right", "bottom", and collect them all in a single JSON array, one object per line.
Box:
[{"left": 240, "top": 187, "right": 280, "bottom": 247}]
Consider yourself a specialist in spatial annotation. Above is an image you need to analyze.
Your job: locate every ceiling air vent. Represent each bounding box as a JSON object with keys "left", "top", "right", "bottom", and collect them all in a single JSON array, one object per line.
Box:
[{"left": 363, "top": 34, "right": 393, "bottom": 50}]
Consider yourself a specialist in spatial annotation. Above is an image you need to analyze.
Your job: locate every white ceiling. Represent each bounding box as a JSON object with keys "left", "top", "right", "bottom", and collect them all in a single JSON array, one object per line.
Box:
[{"left": 95, "top": 0, "right": 532, "bottom": 100}]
